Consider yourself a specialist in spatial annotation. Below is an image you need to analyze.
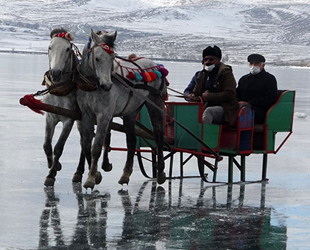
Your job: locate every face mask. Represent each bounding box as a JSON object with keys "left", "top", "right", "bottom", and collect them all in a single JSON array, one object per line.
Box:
[
  {"left": 205, "top": 64, "right": 215, "bottom": 72},
  {"left": 249, "top": 65, "right": 261, "bottom": 75}
]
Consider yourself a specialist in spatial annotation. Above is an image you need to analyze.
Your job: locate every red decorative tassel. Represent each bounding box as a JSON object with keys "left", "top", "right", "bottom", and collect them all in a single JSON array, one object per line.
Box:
[
  {"left": 126, "top": 71, "right": 136, "bottom": 81},
  {"left": 19, "top": 95, "right": 45, "bottom": 115},
  {"left": 148, "top": 71, "right": 157, "bottom": 81},
  {"left": 20, "top": 94, "right": 81, "bottom": 120}
]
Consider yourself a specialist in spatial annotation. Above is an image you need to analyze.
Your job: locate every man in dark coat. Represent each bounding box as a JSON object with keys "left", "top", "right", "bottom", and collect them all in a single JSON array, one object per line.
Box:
[
  {"left": 237, "top": 54, "right": 278, "bottom": 124},
  {"left": 186, "top": 45, "right": 239, "bottom": 126}
]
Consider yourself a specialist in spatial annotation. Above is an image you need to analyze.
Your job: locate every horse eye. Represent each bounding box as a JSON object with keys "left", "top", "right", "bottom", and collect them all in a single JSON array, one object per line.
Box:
[
  {"left": 95, "top": 57, "right": 100, "bottom": 62},
  {"left": 48, "top": 47, "right": 51, "bottom": 50},
  {"left": 66, "top": 48, "right": 70, "bottom": 52}
]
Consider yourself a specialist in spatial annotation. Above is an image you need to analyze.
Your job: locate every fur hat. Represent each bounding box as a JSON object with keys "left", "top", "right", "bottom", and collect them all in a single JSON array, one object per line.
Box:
[
  {"left": 247, "top": 54, "right": 265, "bottom": 63},
  {"left": 202, "top": 45, "right": 222, "bottom": 59}
]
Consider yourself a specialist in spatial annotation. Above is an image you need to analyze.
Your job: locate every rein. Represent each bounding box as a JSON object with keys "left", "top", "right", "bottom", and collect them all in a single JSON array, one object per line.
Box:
[
  {"left": 115, "top": 55, "right": 143, "bottom": 70},
  {"left": 166, "top": 87, "right": 200, "bottom": 101},
  {"left": 112, "top": 73, "right": 221, "bottom": 160},
  {"left": 112, "top": 73, "right": 167, "bottom": 112}
]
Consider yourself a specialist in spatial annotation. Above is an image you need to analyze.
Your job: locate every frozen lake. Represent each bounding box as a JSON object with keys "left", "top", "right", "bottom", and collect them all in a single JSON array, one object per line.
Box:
[{"left": 0, "top": 53, "right": 310, "bottom": 249}]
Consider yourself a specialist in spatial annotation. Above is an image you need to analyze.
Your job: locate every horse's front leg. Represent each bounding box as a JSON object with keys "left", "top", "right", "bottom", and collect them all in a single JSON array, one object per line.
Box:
[
  {"left": 44, "top": 118, "right": 75, "bottom": 186},
  {"left": 43, "top": 115, "right": 56, "bottom": 169},
  {"left": 84, "top": 115, "right": 110, "bottom": 190},
  {"left": 118, "top": 113, "right": 138, "bottom": 185},
  {"left": 101, "top": 128, "right": 113, "bottom": 172},
  {"left": 72, "top": 151, "right": 86, "bottom": 183},
  {"left": 72, "top": 121, "right": 87, "bottom": 183},
  {"left": 78, "top": 115, "right": 98, "bottom": 188}
]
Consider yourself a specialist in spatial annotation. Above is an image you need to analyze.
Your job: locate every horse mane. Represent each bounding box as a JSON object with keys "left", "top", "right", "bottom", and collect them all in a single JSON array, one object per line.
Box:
[
  {"left": 50, "top": 28, "right": 68, "bottom": 38},
  {"left": 96, "top": 30, "right": 116, "bottom": 49},
  {"left": 103, "top": 36, "right": 116, "bottom": 49}
]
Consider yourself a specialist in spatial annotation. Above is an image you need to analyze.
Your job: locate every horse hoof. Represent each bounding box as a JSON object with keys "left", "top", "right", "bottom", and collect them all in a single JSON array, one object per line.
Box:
[
  {"left": 157, "top": 172, "right": 166, "bottom": 185},
  {"left": 83, "top": 178, "right": 95, "bottom": 190},
  {"left": 118, "top": 176, "right": 129, "bottom": 185},
  {"left": 102, "top": 163, "right": 112, "bottom": 172},
  {"left": 72, "top": 173, "right": 82, "bottom": 183},
  {"left": 44, "top": 177, "right": 55, "bottom": 187},
  {"left": 95, "top": 172, "right": 102, "bottom": 185}
]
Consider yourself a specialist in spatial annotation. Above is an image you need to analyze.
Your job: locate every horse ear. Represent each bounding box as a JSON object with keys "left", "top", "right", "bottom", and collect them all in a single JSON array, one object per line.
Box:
[
  {"left": 106, "top": 31, "right": 117, "bottom": 42},
  {"left": 90, "top": 29, "right": 100, "bottom": 45},
  {"left": 90, "top": 29, "right": 96, "bottom": 40},
  {"left": 111, "top": 31, "right": 117, "bottom": 42}
]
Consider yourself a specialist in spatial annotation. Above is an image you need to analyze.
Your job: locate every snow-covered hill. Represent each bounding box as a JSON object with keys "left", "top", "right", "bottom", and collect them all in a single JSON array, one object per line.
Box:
[{"left": 1, "top": 0, "right": 310, "bottom": 66}]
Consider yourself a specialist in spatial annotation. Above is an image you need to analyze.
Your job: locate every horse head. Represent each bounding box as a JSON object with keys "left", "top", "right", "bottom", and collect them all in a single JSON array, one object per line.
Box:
[
  {"left": 48, "top": 28, "right": 75, "bottom": 83},
  {"left": 83, "top": 29, "right": 117, "bottom": 91}
]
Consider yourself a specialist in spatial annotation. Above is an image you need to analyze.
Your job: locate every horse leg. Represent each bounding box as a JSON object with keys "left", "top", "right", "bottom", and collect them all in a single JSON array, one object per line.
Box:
[
  {"left": 146, "top": 100, "right": 166, "bottom": 185},
  {"left": 78, "top": 115, "right": 102, "bottom": 188},
  {"left": 72, "top": 121, "right": 87, "bottom": 183},
  {"left": 72, "top": 151, "right": 85, "bottom": 183},
  {"left": 43, "top": 116, "right": 56, "bottom": 169},
  {"left": 79, "top": 117, "right": 93, "bottom": 169},
  {"left": 118, "top": 113, "right": 138, "bottom": 185},
  {"left": 101, "top": 128, "right": 113, "bottom": 172},
  {"left": 44, "top": 119, "right": 75, "bottom": 186},
  {"left": 84, "top": 115, "right": 110, "bottom": 189}
]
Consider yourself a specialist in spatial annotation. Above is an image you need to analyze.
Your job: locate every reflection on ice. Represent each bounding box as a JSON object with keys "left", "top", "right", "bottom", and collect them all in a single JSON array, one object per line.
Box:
[
  {"left": 38, "top": 181, "right": 287, "bottom": 250},
  {"left": 39, "top": 184, "right": 110, "bottom": 249}
]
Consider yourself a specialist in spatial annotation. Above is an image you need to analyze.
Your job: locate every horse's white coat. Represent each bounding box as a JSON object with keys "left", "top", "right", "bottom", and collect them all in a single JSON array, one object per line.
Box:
[
  {"left": 77, "top": 30, "right": 167, "bottom": 189},
  {"left": 43, "top": 29, "right": 82, "bottom": 186}
]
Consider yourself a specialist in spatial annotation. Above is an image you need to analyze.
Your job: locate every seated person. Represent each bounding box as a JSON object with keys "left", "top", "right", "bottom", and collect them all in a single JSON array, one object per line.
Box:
[
  {"left": 237, "top": 54, "right": 278, "bottom": 124},
  {"left": 127, "top": 53, "right": 137, "bottom": 60},
  {"left": 185, "top": 45, "right": 239, "bottom": 126}
]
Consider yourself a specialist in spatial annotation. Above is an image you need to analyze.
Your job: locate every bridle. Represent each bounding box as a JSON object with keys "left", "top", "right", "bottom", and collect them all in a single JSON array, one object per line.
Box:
[
  {"left": 87, "top": 42, "right": 115, "bottom": 73},
  {"left": 35, "top": 34, "right": 81, "bottom": 97},
  {"left": 48, "top": 35, "right": 79, "bottom": 82}
]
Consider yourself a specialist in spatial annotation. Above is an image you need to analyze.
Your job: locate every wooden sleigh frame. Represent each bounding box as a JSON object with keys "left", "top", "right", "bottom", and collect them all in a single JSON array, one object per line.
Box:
[{"left": 119, "top": 90, "right": 295, "bottom": 183}]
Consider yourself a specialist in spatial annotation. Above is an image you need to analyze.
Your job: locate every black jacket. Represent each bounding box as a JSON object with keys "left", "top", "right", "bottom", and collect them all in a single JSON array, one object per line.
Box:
[{"left": 237, "top": 69, "right": 278, "bottom": 124}]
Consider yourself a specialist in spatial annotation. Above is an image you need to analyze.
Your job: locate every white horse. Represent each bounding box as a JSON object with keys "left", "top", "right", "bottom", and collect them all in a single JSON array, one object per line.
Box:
[
  {"left": 43, "top": 28, "right": 84, "bottom": 186},
  {"left": 77, "top": 30, "right": 167, "bottom": 189}
]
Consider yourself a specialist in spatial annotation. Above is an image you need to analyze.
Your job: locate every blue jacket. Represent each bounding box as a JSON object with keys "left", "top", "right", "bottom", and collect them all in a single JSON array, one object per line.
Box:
[{"left": 184, "top": 71, "right": 200, "bottom": 95}]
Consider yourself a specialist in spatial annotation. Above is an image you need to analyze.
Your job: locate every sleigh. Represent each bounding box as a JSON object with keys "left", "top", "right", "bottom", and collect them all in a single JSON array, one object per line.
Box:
[{"left": 118, "top": 89, "right": 295, "bottom": 183}]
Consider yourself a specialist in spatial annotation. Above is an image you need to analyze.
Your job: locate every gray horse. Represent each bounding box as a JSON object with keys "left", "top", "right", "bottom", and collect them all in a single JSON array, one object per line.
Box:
[
  {"left": 77, "top": 30, "right": 167, "bottom": 189},
  {"left": 43, "top": 28, "right": 84, "bottom": 186}
]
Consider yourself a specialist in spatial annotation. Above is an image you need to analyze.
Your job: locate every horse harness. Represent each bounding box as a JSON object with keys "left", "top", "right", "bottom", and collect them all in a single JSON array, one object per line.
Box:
[
  {"left": 76, "top": 44, "right": 167, "bottom": 113},
  {"left": 75, "top": 42, "right": 113, "bottom": 91},
  {"left": 112, "top": 57, "right": 167, "bottom": 114}
]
